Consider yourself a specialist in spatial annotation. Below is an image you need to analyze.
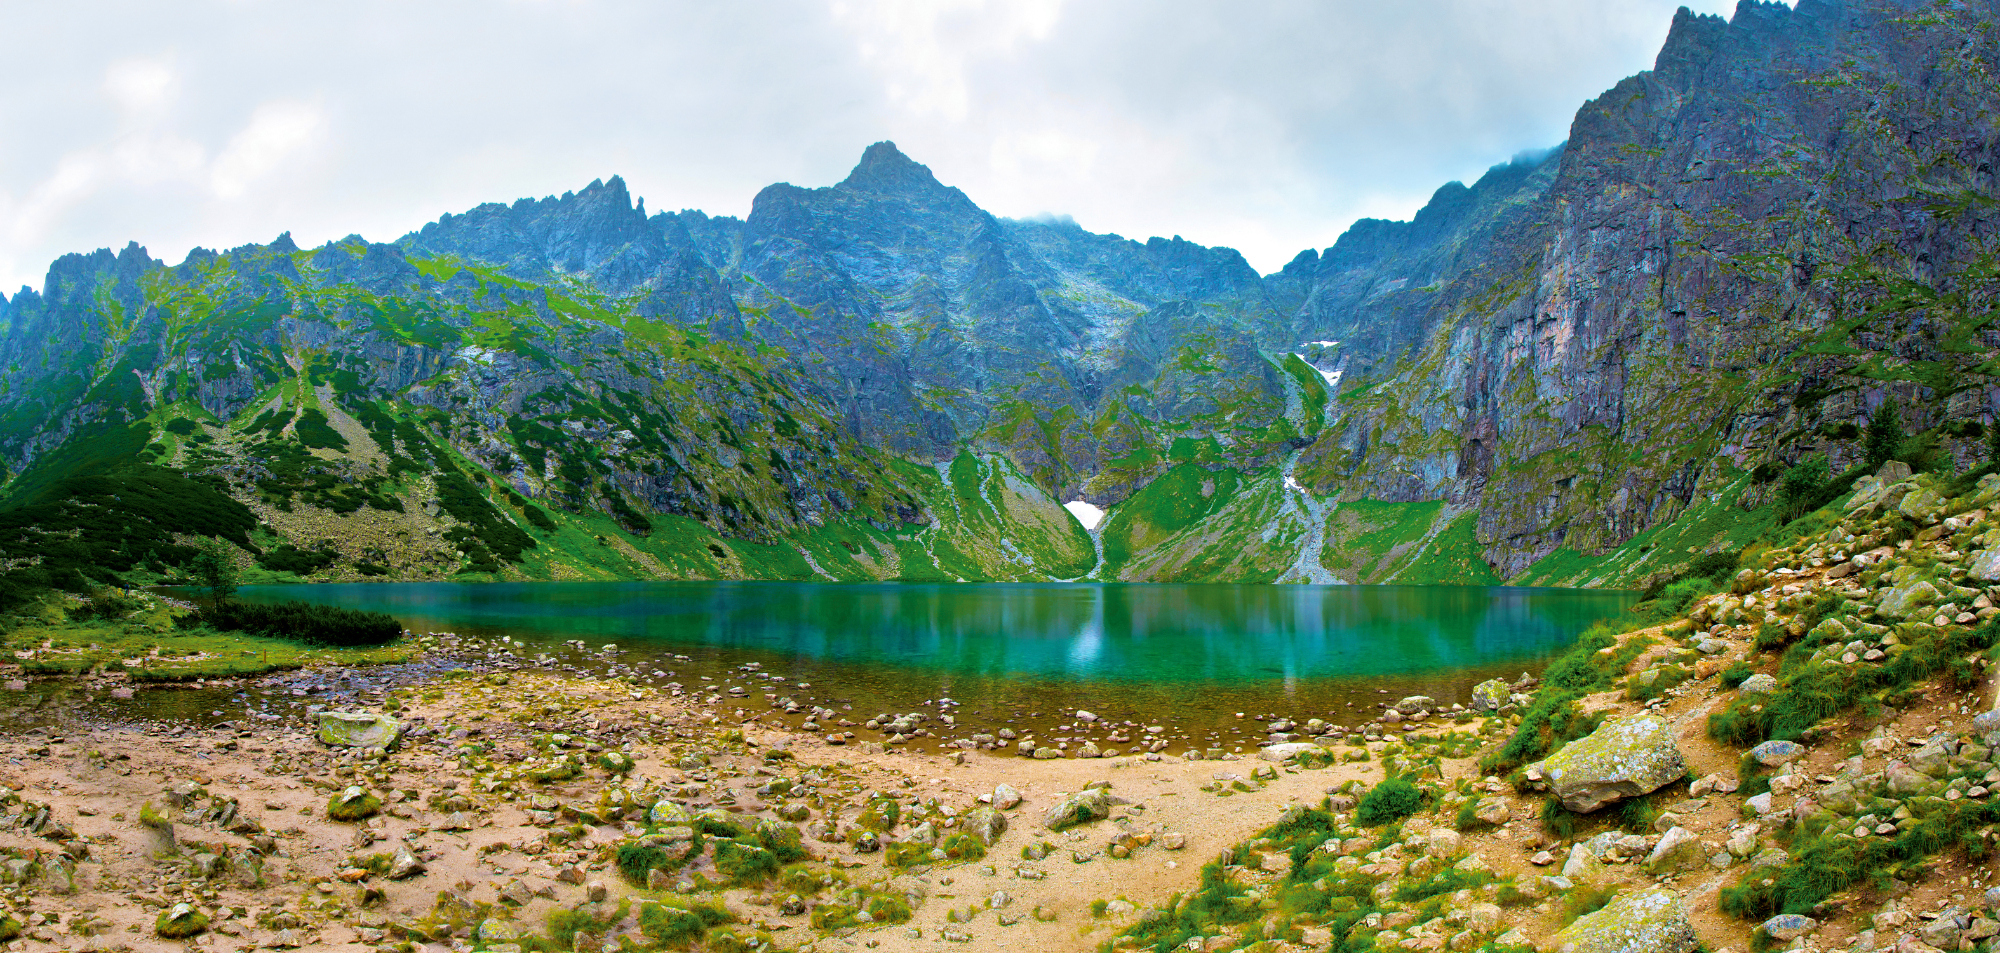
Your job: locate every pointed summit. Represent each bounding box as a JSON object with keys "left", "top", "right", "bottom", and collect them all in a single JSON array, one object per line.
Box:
[{"left": 838, "top": 141, "right": 948, "bottom": 197}]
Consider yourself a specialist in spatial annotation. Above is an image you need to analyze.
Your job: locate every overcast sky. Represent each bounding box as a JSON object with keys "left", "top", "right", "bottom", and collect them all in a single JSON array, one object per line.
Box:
[{"left": 0, "top": 0, "right": 1753, "bottom": 293}]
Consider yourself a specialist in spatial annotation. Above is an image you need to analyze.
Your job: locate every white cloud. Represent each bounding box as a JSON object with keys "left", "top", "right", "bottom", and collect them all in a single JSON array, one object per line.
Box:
[
  {"left": 210, "top": 101, "right": 328, "bottom": 199},
  {"left": 103, "top": 57, "right": 179, "bottom": 115},
  {"left": 829, "top": 0, "right": 1065, "bottom": 121},
  {"left": 0, "top": 0, "right": 1762, "bottom": 293}
]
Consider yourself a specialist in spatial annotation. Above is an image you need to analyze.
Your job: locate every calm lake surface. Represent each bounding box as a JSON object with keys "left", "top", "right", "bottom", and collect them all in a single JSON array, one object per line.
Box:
[{"left": 227, "top": 582, "right": 1634, "bottom": 748}]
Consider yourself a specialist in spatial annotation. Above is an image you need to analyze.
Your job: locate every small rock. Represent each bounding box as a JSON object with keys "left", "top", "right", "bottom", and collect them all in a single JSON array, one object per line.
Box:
[
  {"left": 1737, "top": 674, "right": 1779, "bottom": 695},
  {"left": 1760, "top": 914, "right": 1818, "bottom": 942},
  {"left": 1749, "top": 740, "right": 1806, "bottom": 767}
]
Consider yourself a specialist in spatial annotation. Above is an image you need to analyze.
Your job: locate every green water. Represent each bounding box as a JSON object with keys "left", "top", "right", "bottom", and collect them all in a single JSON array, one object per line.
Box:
[{"left": 230, "top": 582, "right": 1632, "bottom": 746}]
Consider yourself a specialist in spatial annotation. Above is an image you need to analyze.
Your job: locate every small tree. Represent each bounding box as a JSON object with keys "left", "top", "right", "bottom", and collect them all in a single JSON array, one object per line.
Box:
[
  {"left": 1988, "top": 420, "right": 2000, "bottom": 464},
  {"left": 188, "top": 540, "right": 238, "bottom": 607},
  {"left": 1864, "top": 401, "right": 1904, "bottom": 470},
  {"left": 1775, "top": 456, "right": 1830, "bottom": 522}
]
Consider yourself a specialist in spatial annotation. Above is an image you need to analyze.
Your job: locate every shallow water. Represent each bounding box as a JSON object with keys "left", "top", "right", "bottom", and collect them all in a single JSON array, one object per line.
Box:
[{"left": 214, "top": 581, "right": 1632, "bottom": 749}]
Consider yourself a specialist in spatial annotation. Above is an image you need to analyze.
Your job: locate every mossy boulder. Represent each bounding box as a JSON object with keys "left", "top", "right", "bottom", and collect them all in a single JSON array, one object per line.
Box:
[
  {"left": 1553, "top": 888, "right": 1696, "bottom": 953},
  {"left": 155, "top": 902, "right": 210, "bottom": 939},
  {"left": 1042, "top": 788, "right": 1115, "bottom": 831},
  {"left": 475, "top": 918, "right": 520, "bottom": 944},
  {"left": 1898, "top": 485, "right": 1946, "bottom": 522},
  {"left": 963, "top": 806, "right": 1008, "bottom": 845},
  {"left": 1879, "top": 579, "right": 1941, "bottom": 619},
  {"left": 1537, "top": 715, "right": 1687, "bottom": 813},
  {"left": 318, "top": 711, "right": 402, "bottom": 748},
  {"left": 1470, "top": 678, "right": 1510, "bottom": 712},
  {"left": 327, "top": 786, "right": 382, "bottom": 822},
  {"left": 647, "top": 800, "right": 692, "bottom": 828}
]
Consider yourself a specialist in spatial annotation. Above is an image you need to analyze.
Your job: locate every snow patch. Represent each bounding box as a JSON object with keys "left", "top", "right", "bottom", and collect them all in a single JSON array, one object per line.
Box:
[
  {"left": 1298, "top": 340, "right": 1340, "bottom": 348},
  {"left": 1064, "top": 500, "right": 1106, "bottom": 530}
]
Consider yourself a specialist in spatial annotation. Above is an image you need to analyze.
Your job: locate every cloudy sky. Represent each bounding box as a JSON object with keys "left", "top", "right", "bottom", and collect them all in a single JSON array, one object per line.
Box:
[{"left": 0, "top": 0, "right": 1751, "bottom": 293}]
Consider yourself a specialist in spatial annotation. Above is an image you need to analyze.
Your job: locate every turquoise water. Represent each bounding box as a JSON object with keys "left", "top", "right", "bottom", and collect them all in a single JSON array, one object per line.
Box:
[
  {"left": 227, "top": 582, "right": 1631, "bottom": 744},
  {"left": 236, "top": 581, "right": 1630, "bottom": 684}
]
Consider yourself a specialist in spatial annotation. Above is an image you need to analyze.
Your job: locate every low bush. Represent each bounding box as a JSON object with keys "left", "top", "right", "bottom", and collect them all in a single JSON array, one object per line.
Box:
[
  {"left": 1354, "top": 778, "right": 1424, "bottom": 827},
  {"left": 178, "top": 600, "right": 402, "bottom": 647}
]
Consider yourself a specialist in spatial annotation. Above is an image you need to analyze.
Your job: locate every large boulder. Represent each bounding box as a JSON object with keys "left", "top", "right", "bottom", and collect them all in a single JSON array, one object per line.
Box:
[
  {"left": 1394, "top": 695, "right": 1436, "bottom": 715},
  {"left": 1899, "top": 486, "right": 1946, "bottom": 522},
  {"left": 317, "top": 711, "right": 402, "bottom": 749},
  {"left": 1537, "top": 716, "right": 1688, "bottom": 813},
  {"left": 1967, "top": 549, "right": 2000, "bottom": 584},
  {"left": 1879, "top": 579, "right": 1940, "bottom": 619},
  {"left": 1470, "top": 679, "right": 1510, "bottom": 712},
  {"left": 1553, "top": 888, "right": 1698, "bottom": 953}
]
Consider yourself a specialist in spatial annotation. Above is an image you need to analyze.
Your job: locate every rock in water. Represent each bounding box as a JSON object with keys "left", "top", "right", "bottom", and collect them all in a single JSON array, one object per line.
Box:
[
  {"left": 1536, "top": 715, "right": 1688, "bottom": 813},
  {"left": 1394, "top": 695, "right": 1436, "bottom": 715},
  {"left": 1553, "top": 888, "right": 1697, "bottom": 953},
  {"left": 317, "top": 711, "right": 402, "bottom": 748},
  {"left": 1042, "top": 789, "right": 1115, "bottom": 831}
]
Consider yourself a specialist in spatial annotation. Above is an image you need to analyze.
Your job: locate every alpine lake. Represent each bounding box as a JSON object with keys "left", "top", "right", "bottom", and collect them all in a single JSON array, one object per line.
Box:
[{"left": 157, "top": 581, "right": 1635, "bottom": 753}]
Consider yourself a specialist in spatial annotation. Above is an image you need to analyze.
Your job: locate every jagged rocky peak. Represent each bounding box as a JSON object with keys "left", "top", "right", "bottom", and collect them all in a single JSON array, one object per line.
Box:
[
  {"left": 837, "top": 141, "right": 952, "bottom": 197},
  {"left": 398, "top": 173, "right": 662, "bottom": 285}
]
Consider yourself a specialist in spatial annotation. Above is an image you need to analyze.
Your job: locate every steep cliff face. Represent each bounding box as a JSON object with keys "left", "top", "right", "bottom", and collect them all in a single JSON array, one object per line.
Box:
[{"left": 1290, "top": 0, "right": 2000, "bottom": 581}]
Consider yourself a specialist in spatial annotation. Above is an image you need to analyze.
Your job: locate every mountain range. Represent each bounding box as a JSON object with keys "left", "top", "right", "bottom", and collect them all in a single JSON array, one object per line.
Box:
[{"left": 0, "top": 0, "right": 1995, "bottom": 591}]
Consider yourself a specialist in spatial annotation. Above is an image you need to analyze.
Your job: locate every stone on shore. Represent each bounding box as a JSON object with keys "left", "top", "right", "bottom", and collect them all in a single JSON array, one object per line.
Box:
[
  {"left": 317, "top": 711, "right": 402, "bottom": 748},
  {"left": 1471, "top": 679, "right": 1510, "bottom": 712},
  {"left": 1258, "top": 742, "right": 1321, "bottom": 762},
  {"left": 1043, "top": 789, "right": 1116, "bottom": 831}
]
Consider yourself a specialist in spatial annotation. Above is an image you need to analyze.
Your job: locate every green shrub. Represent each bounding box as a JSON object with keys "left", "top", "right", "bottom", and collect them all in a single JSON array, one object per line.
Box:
[
  {"left": 257, "top": 544, "right": 339, "bottom": 575},
  {"left": 714, "top": 840, "right": 778, "bottom": 884},
  {"left": 616, "top": 842, "right": 694, "bottom": 884},
  {"left": 1354, "top": 778, "right": 1424, "bottom": 827},
  {"left": 180, "top": 600, "right": 402, "bottom": 647},
  {"left": 1720, "top": 661, "right": 1756, "bottom": 689},
  {"left": 637, "top": 904, "right": 706, "bottom": 945}
]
